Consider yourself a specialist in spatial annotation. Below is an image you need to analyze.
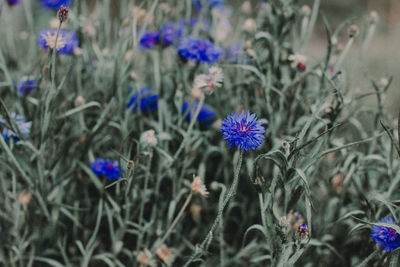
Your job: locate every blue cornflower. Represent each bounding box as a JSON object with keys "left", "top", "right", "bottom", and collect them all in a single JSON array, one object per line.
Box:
[
  {"left": 220, "top": 110, "right": 265, "bottom": 151},
  {"left": 225, "top": 44, "right": 245, "bottom": 63},
  {"left": 181, "top": 100, "right": 216, "bottom": 127},
  {"left": 37, "top": 29, "right": 79, "bottom": 55},
  {"left": 38, "top": 0, "right": 70, "bottom": 9},
  {"left": 6, "top": 0, "right": 20, "bottom": 6},
  {"left": 161, "top": 20, "right": 185, "bottom": 46},
  {"left": 90, "top": 158, "right": 124, "bottom": 180},
  {"left": 371, "top": 217, "right": 400, "bottom": 252},
  {"left": 139, "top": 31, "right": 160, "bottom": 49},
  {"left": 127, "top": 87, "right": 158, "bottom": 112},
  {"left": 192, "top": 0, "right": 225, "bottom": 10},
  {"left": 15, "top": 79, "right": 37, "bottom": 94},
  {"left": 178, "top": 36, "right": 223, "bottom": 64},
  {"left": 0, "top": 113, "right": 31, "bottom": 142}
]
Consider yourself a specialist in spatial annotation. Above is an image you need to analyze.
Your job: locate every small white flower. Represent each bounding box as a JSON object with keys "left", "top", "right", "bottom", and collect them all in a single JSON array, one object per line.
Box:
[
  {"left": 140, "top": 130, "right": 157, "bottom": 148},
  {"left": 193, "top": 66, "right": 223, "bottom": 95}
]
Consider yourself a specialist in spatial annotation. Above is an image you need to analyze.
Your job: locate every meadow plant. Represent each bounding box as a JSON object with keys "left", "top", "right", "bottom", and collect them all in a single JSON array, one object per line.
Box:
[{"left": 1, "top": 0, "right": 400, "bottom": 266}]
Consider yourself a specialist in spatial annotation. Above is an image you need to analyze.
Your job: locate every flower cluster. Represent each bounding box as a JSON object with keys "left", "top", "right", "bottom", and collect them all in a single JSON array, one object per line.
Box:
[
  {"left": 220, "top": 110, "right": 265, "bottom": 151},
  {"left": 178, "top": 36, "right": 223, "bottom": 64},
  {"left": 0, "top": 113, "right": 31, "bottom": 142},
  {"left": 90, "top": 158, "right": 124, "bottom": 180},
  {"left": 370, "top": 217, "right": 400, "bottom": 252},
  {"left": 37, "top": 29, "right": 79, "bottom": 54}
]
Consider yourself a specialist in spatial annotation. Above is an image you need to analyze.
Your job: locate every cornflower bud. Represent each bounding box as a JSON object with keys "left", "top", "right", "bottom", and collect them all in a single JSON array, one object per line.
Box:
[{"left": 57, "top": 5, "right": 69, "bottom": 23}]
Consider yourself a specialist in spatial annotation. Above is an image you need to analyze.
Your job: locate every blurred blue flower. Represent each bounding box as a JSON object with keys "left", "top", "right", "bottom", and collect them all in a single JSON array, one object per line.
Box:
[
  {"left": 6, "top": 0, "right": 20, "bottom": 6},
  {"left": 38, "top": 0, "right": 71, "bottom": 9},
  {"left": 220, "top": 110, "right": 265, "bottom": 151},
  {"left": 181, "top": 100, "right": 216, "bottom": 127},
  {"left": 225, "top": 44, "right": 245, "bottom": 63},
  {"left": 139, "top": 31, "right": 160, "bottom": 49},
  {"left": 90, "top": 158, "right": 123, "bottom": 180},
  {"left": 371, "top": 217, "right": 400, "bottom": 252},
  {"left": 161, "top": 20, "right": 185, "bottom": 46},
  {"left": 192, "top": 0, "right": 225, "bottom": 10},
  {"left": 127, "top": 87, "right": 158, "bottom": 112},
  {"left": 0, "top": 113, "right": 31, "bottom": 142},
  {"left": 37, "top": 29, "right": 79, "bottom": 55},
  {"left": 178, "top": 36, "right": 223, "bottom": 64},
  {"left": 15, "top": 79, "right": 37, "bottom": 94}
]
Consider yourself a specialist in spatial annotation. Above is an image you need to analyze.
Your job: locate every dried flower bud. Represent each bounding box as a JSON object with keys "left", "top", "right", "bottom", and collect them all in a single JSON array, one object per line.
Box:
[
  {"left": 379, "top": 77, "right": 389, "bottom": 87},
  {"left": 331, "top": 173, "right": 343, "bottom": 194},
  {"left": 282, "top": 141, "right": 290, "bottom": 155},
  {"left": 74, "top": 96, "right": 85, "bottom": 107},
  {"left": 191, "top": 87, "right": 203, "bottom": 99},
  {"left": 369, "top": 11, "right": 379, "bottom": 24},
  {"left": 18, "top": 190, "right": 32, "bottom": 208},
  {"left": 57, "top": 5, "right": 69, "bottom": 23},
  {"left": 241, "top": 1, "right": 252, "bottom": 14},
  {"left": 191, "top": 175, "right": 209, "bottom": 196},
  {"left": 140, "top": 130, "right": 157, "bottom": 148},
  {"left": 125, "top": 49, "right": 133, "bottom": 62},
  {"left": 296, "top": 223, "right": 308, "bottom": 239},
  {"left": 348, "top": 25, "right": 359, "bottom": 38},
  {"left": 136, "top": 249, "right": 156, "bottom": 267},
  {"left": 127, "top": 160, "right": 134, "bottom": 169},
  {"left": 190, "top": 204, "right": 202, "bottom": 223},
  {"left": 43, "top": 65, "right": 50, "bottom": 74},
  {"left": 297, "top": 62, "right": 306, "bottom": 72},
  {"left": 301, "top": 5, "right": 311, "bottom": 16},
  {"left": 156, "top": 244, "right": 174, "bottom": 266},
  {"left": 243, "top": 18, "right": 256, "bottom": 32},
  {"left": 280, "top": 216, "right": 289, "bottom": 228},
  {"left": 129, "top": 71, "right": 137, "bottom": 81}
]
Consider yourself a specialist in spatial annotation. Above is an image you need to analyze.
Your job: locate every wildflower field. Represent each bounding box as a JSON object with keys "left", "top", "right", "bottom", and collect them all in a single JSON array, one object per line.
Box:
[{"left": 1, "top": 0, "right": 400, "bottom": 266}]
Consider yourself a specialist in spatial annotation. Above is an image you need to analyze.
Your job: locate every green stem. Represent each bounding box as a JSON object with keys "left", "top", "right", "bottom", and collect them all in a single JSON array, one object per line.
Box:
[{"left": 184, "top": 150, "right": 244, "bottom": 266}]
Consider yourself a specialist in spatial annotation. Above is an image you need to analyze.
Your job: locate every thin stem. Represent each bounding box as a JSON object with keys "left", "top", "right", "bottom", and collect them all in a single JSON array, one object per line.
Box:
[
  {"left": 157, "top": 192, "right": 193, "bottom": 247},
  {"left": 172, "top": 95, "right": 205, "bottom": 161},
  {"left": 184, "top": 150, "right": 244, "bottom": 266},
  {"left": 259, "top": 193, "right": 267, "bottom": 229}
]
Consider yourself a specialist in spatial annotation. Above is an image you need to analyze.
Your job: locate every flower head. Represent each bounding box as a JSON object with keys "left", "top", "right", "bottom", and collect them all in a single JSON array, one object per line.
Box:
[
  {"left": 0, "top": 113, "right": 31, "bottom": 142},
  {"left": 90, "top": 158, "right": 124, "bottom": 180},
  {"left": 220, "top": 111, "right": 265, "bottom": 151},
  {"left": 181, "top": 100, "right": 216, "bottom": 127},
  {"left": 161, "top": 20, "right": 185, "bottom": 46},
  {"left": 38, "top": 0, "right": 71, "bottom": 9},
  {"left": 178, "top": 36, "right": 223, "bottom": 64},
  {"left": 37, "top": 29, "right": 79, "bottom": 54},
  {"left": 371, "top": 217, "right": 400, "bottom": 252},
  {"left": 296, "top": 223, "right": 308, "bottom": 239},
  {"left": 127, "top": 87, "right": 158, "bottom": 112},
  {"left": 288, "top": 53, "right": 307, "bottom": 72},
  {"left": 190, "top": 175, "right": 209, "bottom": 196},
  {"left": 15, "top": 79, "right": 37, "bottom": 94},
  {"left": 193, "top": 66, "right": 223, "bottom": 95},
  {"left": 139, "top": 31, "right": 160, "bottom": 49}
]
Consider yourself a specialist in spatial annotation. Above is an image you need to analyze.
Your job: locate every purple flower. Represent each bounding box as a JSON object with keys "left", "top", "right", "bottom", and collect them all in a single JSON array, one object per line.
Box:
[
  {"left": 0, "top": 113, "right": 31, "bottom": 142},
  {"left": 15, "top": 79, "right": 37, "bottom": 94},
  {"left": 37, "top": 29, "right": 79, "bottom": 55},
  {"left": 6, "top": 0, "right": 20, "bottom": 6},
  {"left": 220, "top": 110, "right": 265, "bottom": 151},
  {"left": 127, "top": 87, "right": 158, "bottom": 112},
  {"left": 90, "top": 158, "right": 124, "bottom": 180},
  {"left": 38, "top": 0, "right": 71, "bottom": 9},
  {"left": 161, "top": 20, "right": 185, "bottom": 46},
  {"left": 371, "top": 217, "right": 400, "bottom": 252},
  {"left": 181, "top": 100, "right": 216, "bottom": 127},
  {"left": 139, "top": 31, "right": 159, "bottom": 49},
  {"left": 225, "top": 44, "right": 245, "bottom": 63},
  {"left": 178, "top": 36, "right": 223, "bottom": 64}
]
